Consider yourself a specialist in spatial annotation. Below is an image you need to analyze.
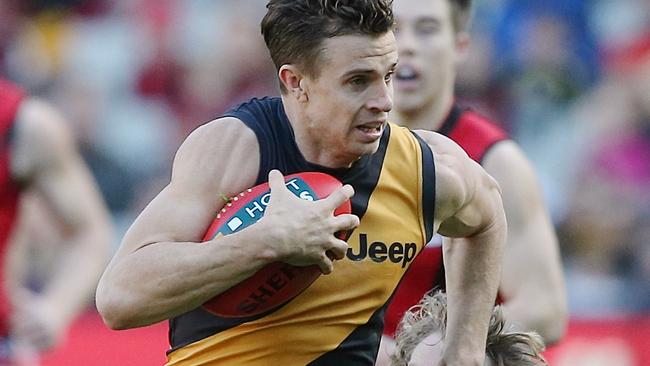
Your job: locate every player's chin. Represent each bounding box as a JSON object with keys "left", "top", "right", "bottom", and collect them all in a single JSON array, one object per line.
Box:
[{"left": 349, "top": 139, "right": 381, "bottom": 158}]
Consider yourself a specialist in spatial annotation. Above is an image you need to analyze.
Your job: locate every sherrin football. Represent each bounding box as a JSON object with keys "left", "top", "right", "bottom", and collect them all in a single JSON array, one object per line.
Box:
[{"left": 201, "top": 172, "right": 351, "bottom": 317}]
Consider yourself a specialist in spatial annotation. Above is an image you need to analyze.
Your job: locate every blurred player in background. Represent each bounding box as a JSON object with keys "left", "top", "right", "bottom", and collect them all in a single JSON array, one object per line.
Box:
[
  {"left": 96, "top": 0, "right": 509, "bottom": 365},
  {"left": 0, "top": 77, "right": 111, "bottom": 364},
  {"left": 377, "top": 0, "right": 567, "bottom": 363},
  {"left": 390, "top": 291, "right": 547, "bottom": 366}
]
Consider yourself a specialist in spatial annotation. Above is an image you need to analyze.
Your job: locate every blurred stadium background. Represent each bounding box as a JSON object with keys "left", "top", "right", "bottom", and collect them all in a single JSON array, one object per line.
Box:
[{"left": 1, "top": 0, "right": 648, "bottom": 365}]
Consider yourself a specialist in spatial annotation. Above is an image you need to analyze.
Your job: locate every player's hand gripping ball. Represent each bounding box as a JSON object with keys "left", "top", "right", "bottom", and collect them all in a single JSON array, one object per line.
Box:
[{"left": 202, "top": 172, "right": 351, "bottom": 317}]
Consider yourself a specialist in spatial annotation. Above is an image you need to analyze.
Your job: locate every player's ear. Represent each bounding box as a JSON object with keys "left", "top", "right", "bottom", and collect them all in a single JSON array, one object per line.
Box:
[{"left": 279, "top": 65, "right": 308, "bottom": 102}]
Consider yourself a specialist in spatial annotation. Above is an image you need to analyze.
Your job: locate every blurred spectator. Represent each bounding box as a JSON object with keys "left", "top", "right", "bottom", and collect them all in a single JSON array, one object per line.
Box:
[
  {"left": 1, "top": 1, "right": 277, "bottom": 239},
  {"left": 560, "top": 31, "right": 650, "bottom": 315}
]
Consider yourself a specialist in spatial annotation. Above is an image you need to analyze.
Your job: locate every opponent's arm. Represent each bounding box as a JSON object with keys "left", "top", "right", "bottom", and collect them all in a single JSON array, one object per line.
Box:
[
  {"left": 10, "top": 98, "right": 112, "bottom": 349},
  {"left": 416, "top": 130, "right": 507, "bottom": 366},
  {"left": 96, "top": 118, "right": 358, "bottom": 329},
  {"left": 482, "top": 141, "right": 567, "bottom": 344}
]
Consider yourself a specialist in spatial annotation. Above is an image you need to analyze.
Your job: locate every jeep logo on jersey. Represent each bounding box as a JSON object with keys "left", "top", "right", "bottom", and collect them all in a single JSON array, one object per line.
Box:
[{"left": 347, "top": 233, "right": 417, "bottom": 268}]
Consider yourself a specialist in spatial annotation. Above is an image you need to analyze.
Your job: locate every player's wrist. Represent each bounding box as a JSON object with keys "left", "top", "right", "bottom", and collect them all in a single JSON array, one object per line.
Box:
[
  {"left": 246, "top": 216, "right": 288, "bottom": 262},
  {"left": 440, "top": 344, "right": 484, "bottom": 366},
  {"left": 439, "top": 354, "right": 484, "bottom": 366}
]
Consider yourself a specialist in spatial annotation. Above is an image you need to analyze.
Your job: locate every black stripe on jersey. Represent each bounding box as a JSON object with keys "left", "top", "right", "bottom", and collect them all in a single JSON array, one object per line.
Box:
[
  {"left": 221, "top": 97, "right": 286, "bottom": 184},
  {"left": 168, "top": 306, "right": 284, "bottom": 353},
  {"left": 307, "top": 303, "right": 388, "bottom": 366},
  {"left": 411, "top": 132, "right": 436, "bottom": 243},
  {"left": 437, "top": 104, "right": 462, "bottom": 137},
  {"left": 341, "top": 123, "right": 390, "bottom": 220}
]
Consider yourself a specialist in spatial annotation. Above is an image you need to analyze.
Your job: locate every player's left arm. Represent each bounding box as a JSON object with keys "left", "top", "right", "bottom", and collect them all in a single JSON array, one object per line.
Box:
[
  {"left": 416, "top": 130, "right": 507, "bottom": 366},
  {"left": 482, "top": 141, "right": 567, "bottom": 344},
  {"left": 10, "top": 98, "right": 112, "bottom": 349}
]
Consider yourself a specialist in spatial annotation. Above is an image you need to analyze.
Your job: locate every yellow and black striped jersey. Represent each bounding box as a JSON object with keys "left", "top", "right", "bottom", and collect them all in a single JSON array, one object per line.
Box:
[{"left": 167, "top": 97, "right": 435, "bottom": 365}]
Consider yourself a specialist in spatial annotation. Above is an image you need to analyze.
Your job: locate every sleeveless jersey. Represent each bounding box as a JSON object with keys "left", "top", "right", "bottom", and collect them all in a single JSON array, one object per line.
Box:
[
  {"left": 0, "top": 78, "right": 25, "bottom": 335},
  {"left": 383, "top": 103, "right": 509, "bottom": 337},
  {"left": 166, "top": 97, "right": 436, "bottom": 365}
]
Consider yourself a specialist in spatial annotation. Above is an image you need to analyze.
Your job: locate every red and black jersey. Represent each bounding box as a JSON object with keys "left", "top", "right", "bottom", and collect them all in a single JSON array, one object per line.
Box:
[
  {"left": 0, "top": 78, "right": 25, "bottom": 335},
  {"left": 383, "top": 103, "right": 509, "bottom": 337}
]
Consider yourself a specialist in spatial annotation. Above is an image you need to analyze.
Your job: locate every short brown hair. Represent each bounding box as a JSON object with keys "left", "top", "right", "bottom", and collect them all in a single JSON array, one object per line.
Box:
[
  {"left": 391, "top": 291, "right": 548, "bottom": 366},
  {"left": 449, "top": 0, "right": 473, "bottom": 32},
  {"left": 261, "top": 0, "right": 395, "bottom": 92}
]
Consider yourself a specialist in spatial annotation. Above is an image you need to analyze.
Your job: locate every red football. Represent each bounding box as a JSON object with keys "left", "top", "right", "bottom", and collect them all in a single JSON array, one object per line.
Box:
[{"left": 201, "top": 172, "right": 351, "bottom": 317}]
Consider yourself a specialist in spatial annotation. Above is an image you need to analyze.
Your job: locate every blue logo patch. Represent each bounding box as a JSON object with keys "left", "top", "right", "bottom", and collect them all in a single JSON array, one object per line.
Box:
[{"left": 210, "top": 177, "right": 318, "bottom": 238}]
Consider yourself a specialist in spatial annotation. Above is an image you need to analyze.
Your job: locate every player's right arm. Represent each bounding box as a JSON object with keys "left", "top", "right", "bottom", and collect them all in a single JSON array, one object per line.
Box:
[{"left": 96, "top": 118, "right": 357, "bottom": 330}]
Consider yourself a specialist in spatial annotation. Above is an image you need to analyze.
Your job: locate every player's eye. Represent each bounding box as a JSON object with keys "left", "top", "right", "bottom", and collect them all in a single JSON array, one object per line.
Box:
[
  {"left": 384, "top": 72, "right": 394, "bottom": 84},
  {"left": 416, "top": 21, "right": 440, "bottom": 35},
  {"left": 350, "top": 76, "right": 368, "bottom": 87}
]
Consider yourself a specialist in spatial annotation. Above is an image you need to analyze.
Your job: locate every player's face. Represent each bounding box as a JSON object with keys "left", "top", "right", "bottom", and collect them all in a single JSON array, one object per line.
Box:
[
  {"left": 408, "top": 332, "right": 444, "bottom": 365},
  {"left": 301, "top": 32, "right": 397, "bottom": 164},
  {"left": 393, "top": 0, "right": 464, "bottom": 113},
  {"left": 409, "top": 333, "right": 492, "bottom": 366}
]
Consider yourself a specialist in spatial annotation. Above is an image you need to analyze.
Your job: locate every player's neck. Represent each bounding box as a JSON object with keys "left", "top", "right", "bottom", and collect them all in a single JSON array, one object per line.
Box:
[
  {"left": 294, "top": 131, "right": 357, "bottom": 169},
  {"left": 283, "top": 99, "right": 357, "bottom": 169},
  {"left": 394, "top": 90, "right": 454, "bottom": 132}
]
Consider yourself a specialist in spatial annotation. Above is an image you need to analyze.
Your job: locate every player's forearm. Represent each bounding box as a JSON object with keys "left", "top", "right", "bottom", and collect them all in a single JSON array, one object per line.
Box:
[
  {"left": 499, "top": 276, "right": 567, "bottom": 345},
  {"left": 96, "top": 221, "right": 276, "bottom": 330},
  {"left": 500, "top": 247, "right": 567, "bottom": 344},
  {"left": 441, "top": 217, "right": 506, "bottom": 364},
  {"left": 41, "top": 223, "right": 112, "bottom": 330},
  {"left": 500, "top": 295, "right": 567, "bottom": 345},
  {"left": 500, "top": 217, "right": 568, "bottom": 345}
]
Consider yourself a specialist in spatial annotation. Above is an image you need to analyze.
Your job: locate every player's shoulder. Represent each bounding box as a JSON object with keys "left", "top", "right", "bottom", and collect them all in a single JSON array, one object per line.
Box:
[
  {"left": 176, "top": 116, "right": 258, "bottom": 168},
  {"left": 413, "top": 129, "right": 467, "bottom": 161},
  {"left": 222, "top": 96, "right": 283, "bottom": 123},
  {"left": 226, "top": 96, "right": 282, "bottom": 111},
  {"left": 483, "top": 139, "right": 528, "bottom": 169},
  {"left": 448, "top": 105, "right": 514, "bottom": 166},
  {"left": 415, "top": 129, "right": 499, "bottom": 212},
  {"left": 414, "top": 130, "right": 475, "bottom": 202},
  {"left": 172, "top": 97, "right": 279, "bottom": 193},
  {"left": 171, "top": 116, "right": 259, "bottom": 197},
  {"left": 465, "top": 107, "right": 528, "bottom": 173},
  {"left": 451, "top": 107, "right": 509, "bottom": 145},
  {"left": 482, "top": 139, "right": 539, "bottom": 194},
  {"left": 186, "top": 116, "right": 256, "bottom": 147}
]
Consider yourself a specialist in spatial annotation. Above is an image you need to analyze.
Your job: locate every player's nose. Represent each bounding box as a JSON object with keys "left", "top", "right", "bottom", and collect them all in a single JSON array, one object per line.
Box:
[{"left": 367, "top": 83, "right": 393, "bottom": 113}]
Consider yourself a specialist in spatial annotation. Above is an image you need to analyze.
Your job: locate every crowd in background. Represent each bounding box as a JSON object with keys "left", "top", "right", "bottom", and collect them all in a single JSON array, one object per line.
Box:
[{"left": 1, "top": 0, "right": 648, "bottom": 322}]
